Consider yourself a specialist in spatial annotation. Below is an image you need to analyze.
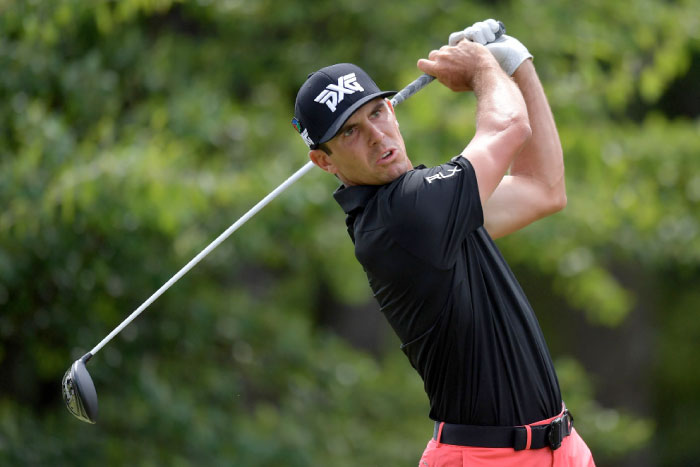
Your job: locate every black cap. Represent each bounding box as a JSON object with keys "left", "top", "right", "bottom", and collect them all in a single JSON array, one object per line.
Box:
[{"left": 292, "top": 63, "right": 395, "bottom": 149}]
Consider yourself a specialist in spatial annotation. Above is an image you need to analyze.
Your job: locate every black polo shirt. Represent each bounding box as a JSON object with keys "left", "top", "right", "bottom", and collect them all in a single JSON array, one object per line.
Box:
[{"left": 333, "top": 156, "right": 562, "bottom": 426}]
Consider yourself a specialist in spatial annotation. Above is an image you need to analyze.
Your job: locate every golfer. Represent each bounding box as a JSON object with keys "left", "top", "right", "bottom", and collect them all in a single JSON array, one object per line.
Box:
[{"left": 292, "top": 19, "right": 595, "bottom": 466}]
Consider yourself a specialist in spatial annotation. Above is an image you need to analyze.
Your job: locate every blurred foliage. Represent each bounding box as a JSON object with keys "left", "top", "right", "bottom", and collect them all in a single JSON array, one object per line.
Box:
[{"left": 0, "top": 0, "right": 698, "bottom": 466}]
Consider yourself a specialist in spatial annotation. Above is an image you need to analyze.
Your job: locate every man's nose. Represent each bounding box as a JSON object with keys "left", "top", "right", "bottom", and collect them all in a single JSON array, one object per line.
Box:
[{"left": 366, "top": 121, "right": 384, "bottom": 146}]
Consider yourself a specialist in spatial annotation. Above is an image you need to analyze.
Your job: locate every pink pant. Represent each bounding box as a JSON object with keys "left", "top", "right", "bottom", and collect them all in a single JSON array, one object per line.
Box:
[{"left": 419, "top": 415, "right": 595, "bottom": 467}]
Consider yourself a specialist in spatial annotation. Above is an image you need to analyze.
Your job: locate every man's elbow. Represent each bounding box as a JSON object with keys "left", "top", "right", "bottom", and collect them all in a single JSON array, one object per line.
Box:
[
  {"left": 544, "top": 183, "right": 567, "bottom": 215},
  {"left": 490, "top": 110, "right": 531, "bottom": 146},
  {"left": 494, "top": 117, "right": 531, "bottom": 165},
  {"left": 550, "top": 154, "right": 567, "bottom": 213},
  {"left": 533, "top": 171, "right": 567, "bottom": 218},
  {"left": 510, "top": 117, "right": 532, "bottom": 150},
  {"left": 551, "top": 190, "right": 567, "bottom": 213}
]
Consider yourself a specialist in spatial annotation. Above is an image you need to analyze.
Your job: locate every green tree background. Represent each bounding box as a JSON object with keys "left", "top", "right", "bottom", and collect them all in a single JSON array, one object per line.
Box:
[{"left": 1, "top": 1, "right": 698, "bottom": 466}]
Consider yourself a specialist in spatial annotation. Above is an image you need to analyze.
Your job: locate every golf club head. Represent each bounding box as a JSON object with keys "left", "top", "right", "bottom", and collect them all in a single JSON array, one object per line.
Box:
[{"left": 62, "top": 353, "right": 98, "bottom": 424}]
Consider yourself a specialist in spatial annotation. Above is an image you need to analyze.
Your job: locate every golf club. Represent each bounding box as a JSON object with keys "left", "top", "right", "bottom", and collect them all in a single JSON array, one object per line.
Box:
[{"left": 62, "top": 22, "right": 505, "bottom": 424}]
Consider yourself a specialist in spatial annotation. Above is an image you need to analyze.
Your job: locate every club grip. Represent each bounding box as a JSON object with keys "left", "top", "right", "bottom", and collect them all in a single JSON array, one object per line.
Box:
[
  {"left": 390, "top": 21, "right": 506, "bottom": 108},
  {"left": 390, "top": 73, "right": 435, "bottom": 107}
]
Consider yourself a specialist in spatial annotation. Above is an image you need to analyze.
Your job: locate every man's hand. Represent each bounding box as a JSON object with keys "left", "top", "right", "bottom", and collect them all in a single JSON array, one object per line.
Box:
[
  {"left": 417, "top": 40, "right": 500, "bottom": 92},
  {"left": 450, "top": 19, "right": 533, "bottom": 76}
]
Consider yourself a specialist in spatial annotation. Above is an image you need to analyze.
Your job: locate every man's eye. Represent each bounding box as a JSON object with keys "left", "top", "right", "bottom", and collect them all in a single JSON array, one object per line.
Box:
[{"left": 343, "top": 127, "right": 355, "bottom": 137}]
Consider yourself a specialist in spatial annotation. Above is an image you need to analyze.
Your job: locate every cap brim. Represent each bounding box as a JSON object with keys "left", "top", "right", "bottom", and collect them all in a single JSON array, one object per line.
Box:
[{"left": 318, "top": 90, "right": 396, "bottom": 145}]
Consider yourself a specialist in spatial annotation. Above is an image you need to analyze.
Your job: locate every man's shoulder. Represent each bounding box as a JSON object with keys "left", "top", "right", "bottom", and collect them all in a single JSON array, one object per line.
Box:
[
  {"left": 378, "top": 157, "right": 475, "bottom": 206},
  {"left": 353, "top": 156, "right": 478, "bottom": 229},
  {"left": 389, "top": 157, "right": 474, "bottom": 189}
]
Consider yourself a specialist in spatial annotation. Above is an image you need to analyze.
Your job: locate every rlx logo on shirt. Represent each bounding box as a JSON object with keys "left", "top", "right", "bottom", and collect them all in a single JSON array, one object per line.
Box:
[
  {"left": 425, "top": 166, "right": 462, "bottom": 184},
  {"left": 314, "top": 73, "right": 364, "bottom": 112}
]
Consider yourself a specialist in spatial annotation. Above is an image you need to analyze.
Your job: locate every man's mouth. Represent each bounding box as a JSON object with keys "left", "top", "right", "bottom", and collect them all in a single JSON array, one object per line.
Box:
[{"left": 377, "top": 149, "right": 395, "bottom": 164}]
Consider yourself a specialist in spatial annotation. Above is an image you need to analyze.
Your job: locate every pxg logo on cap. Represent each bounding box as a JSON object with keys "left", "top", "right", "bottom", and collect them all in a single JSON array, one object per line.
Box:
[
  {"left": 292, "top": 63, "right": 395, "bottom": 149},
  {"left": 313, "top": 72, "right": 364, "bottom": 112}
]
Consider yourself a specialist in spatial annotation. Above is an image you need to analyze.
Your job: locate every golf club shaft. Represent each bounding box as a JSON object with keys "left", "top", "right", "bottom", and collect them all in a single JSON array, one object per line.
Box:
[
  {"left": 89, "top": 161, "right": 315, "bottom": 356},
  {"left": 390, "top": 74, "right": 435, "bottom": 107}
]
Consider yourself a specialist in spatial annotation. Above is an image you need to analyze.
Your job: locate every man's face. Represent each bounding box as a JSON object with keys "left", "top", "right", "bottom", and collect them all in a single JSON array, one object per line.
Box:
[{"left": 309, "top": 98, "right": 412, "bottom": 186}]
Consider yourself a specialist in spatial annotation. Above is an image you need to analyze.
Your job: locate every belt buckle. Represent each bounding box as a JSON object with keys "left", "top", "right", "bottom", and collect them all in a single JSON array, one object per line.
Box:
[{"left": 548, "top": 411, "right": 572, "bottom": 450}]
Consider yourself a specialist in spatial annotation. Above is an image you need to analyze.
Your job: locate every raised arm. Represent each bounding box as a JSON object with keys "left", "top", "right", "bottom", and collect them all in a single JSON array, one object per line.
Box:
[
  {"left": 437, "top": 20, "right": 566, "bottom": 238},
  {"left": 482, "top": 59, "right": 566, "bottom": 238},
  {"left": 417, "top": 40, "right": 531, "bottom": 205}
]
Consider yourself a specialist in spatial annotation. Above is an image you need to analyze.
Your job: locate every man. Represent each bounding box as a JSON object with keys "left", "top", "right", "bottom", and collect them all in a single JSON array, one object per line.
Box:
[{"left": 292, "top": 19, "right": 595, "bottom": 466}]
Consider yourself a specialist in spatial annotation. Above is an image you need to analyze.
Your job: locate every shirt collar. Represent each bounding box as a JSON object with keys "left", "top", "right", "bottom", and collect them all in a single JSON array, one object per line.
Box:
[
  {"left": 333, "top": 184, "right": 380, "bottom": 215},
  {"left": 331, "top": 165, "right": 426, "bottom": 215}
]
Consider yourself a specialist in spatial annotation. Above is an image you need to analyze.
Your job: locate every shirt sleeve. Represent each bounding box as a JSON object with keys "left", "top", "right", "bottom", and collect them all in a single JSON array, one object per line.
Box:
[{"left": 382, "top": 157, "right": 483, "bottom": 269}]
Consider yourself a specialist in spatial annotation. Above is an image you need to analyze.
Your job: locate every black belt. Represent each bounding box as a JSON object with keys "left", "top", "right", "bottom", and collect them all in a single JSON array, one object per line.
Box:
[{"left": 433, "top": 410, "right": 574, "bottom": 451}]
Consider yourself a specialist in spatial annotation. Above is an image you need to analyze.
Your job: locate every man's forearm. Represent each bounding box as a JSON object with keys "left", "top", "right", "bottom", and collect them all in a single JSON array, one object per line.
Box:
[
  {"left": 510, "top": 60, "right": 565, "bottom": 200},
  {"left": 473, "top": 61, "right": 530, "bottom": 137},
  {"left": 466, "top": 57, "right": 532, "bottom": 205}
]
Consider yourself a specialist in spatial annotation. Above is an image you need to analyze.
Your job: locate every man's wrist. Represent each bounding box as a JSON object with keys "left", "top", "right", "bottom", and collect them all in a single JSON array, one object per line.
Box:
[
  {"left": 471, "top": 57, "right": 509, "bottom": 94},
  {"left": 511, "top": 58, "right": 535, "bottom": 83}
]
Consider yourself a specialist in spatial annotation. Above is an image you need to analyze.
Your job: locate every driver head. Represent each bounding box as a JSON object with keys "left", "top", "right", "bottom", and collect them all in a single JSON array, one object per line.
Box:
[{"left": 62, "top": 354, "right": 98, "bottom": 424}]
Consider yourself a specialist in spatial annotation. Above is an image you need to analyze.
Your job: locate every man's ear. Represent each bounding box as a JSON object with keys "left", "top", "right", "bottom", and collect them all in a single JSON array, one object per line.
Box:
[{"left": 309, "top": 149, "right": 337, "bottom": 175}]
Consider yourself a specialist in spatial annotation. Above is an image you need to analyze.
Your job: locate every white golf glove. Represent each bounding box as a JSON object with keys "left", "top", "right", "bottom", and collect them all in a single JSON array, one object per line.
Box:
[{"left": 449, "top": 19, "right": 532, "bottom": 76}]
